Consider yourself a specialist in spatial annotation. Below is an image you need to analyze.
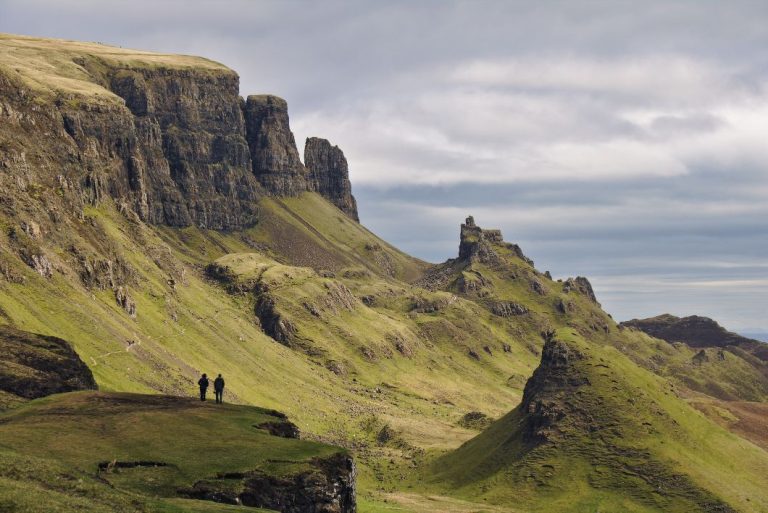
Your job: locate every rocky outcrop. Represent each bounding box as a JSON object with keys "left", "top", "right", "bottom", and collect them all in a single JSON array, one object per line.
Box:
[
  {"left": 304, "top": 137, "right": 359, "bottom": 221},
  {"left": 256, "top": 420, "right": 301, "bottom": 439},
  {"left": 182, "top": 453, "right": 356, "bottom": 513},
  {"left": 621, "top": 314, "right": 768, "bottom": 361},
  {"left": 521, "top": 336, "right": 588, "bottom": 444},
  {"left": 0, "top": 325, "right": 97, "bottom": 403},
  {"left": 490, "top": 301, "right": 528, "bottom": 317},
  {"left": 563, "top": 277, "right": 600, "bottom": 305},
  {"left": 255, "top": 295, "right": 297, "bottom": 346},
  {"left": 244, "top": 95, "right": 308, "bottom": 196},
  {"left": 458, "top": 216, "right": 500, "bottom": 264}
]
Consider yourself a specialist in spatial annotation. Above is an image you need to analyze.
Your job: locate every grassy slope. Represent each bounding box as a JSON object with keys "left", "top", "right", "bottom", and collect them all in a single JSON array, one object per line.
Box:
[
  {"left": 1, "top": 193, "right": 767, "bottom": 511},
  {"left": 0, "top": 32, "right": 229, "bottom": 100},
  {"left": 2, "top": 193, "right": 768, "bottom": 511},
  {"left": 0, "top": 197, "right": 541, "bottom": 511},
  {"left": 0, "top": 391, "right": 342, "bottom": 512},
  {"left": 431, "top": 329, "right": 768, "bottom": 513}
]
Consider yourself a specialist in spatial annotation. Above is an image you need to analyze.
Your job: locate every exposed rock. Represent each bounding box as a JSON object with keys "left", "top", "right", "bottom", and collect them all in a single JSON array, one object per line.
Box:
[
  {"left": 458, "top": 216, "right": 499, "bottom": 264},
  {"left": 255, "top": 420, "right": 301, "bottom": 439},
  {"left": 521, "top": 337, "right": 588, "bottom": 444},
  {"left": 244, "top": 95, "right": 308, "bottom": 196},
  {"left": 255, "top": 295, "right": 297, "bottom": 346},
  {"left": 458, "top": 411, "right": 493, "bottom": 430},
  {"left": 115, "top": 286, "right": 137, "bottom": 317},
  {"left": 326, "top": 360, "right": 347, "bottom": 376},
  {"left": 490, "top": 301, "right": 528, "bottom": 317},
  {"left": 20, "top": 220, "right": 41, "bottom": 239},
  {"left": 305, "top": 137, "right": 359, "bottom": 221},
  {"left": 555, "top": 298, "right": 574, "bottom": 314},
  {"left": 410, "top": 294, "right": 456, "bottom": 313},
  {"left": 692, "top": 349, "right": 709, "bottom": 366},
  {"left": 105, "top": 67, "right": 263, "bottom": 229},
  {"left": 529, "top": 278, "right": 547, "bottom": 296},
  {"left": 321, "top": 282, "right": 358, "bottom": 314},
  {"left": 458, "top": 271, "right": 492, "bottom": 296},
  {"left": 0, "top": 326, "right": 97, "bottom": 403},
  {"left": 181, "top": 453, "right": 356, "bottom": 513},
  {"left": 563, "top": 277, "right": 600, "bottom": 305},
  {"left": 29, "top": 254, "right": 53, "bottom": 278}
]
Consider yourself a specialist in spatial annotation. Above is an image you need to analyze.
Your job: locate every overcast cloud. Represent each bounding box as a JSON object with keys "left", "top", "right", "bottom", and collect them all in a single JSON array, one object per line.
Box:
[{"left": 1, "top": 0, "right": 766, "bottom": 332}]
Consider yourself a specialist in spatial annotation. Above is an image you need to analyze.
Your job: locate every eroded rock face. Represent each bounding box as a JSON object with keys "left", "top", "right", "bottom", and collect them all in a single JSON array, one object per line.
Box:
[
  {"left": 521, "top": 337, "right": 588, "bottom": 444},
  {"left": 304, "top": 137, "right": 359, "bottom": 221},
  {"left": 490, "top": 301, "right": 528, "bottom": 317},
  {"left": 255, "top": 295, "right": 297, "bottom": 346},
  {"left": 458, "top": 216, "right": 500, "bottom": 264},
  {"left": 244, "top": 95, "right": 308, "bottom": 196},
  {"left": 0, "top": 326, "right": 97, "bottom": 403},
  {"left": 182, "top": 453, "right": 356, "bottom": 513},
  {"left": 563, "top": 277, "right": 600, "bottom": 305},
  {"left": 1, "top": 60, "right": 358, "bottom": 235}
]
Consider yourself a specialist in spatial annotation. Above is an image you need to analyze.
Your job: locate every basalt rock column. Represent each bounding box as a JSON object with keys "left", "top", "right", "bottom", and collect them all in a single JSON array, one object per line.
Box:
[
  {"left": 243, "top": 95, "right": 309, "bottom": 196},
  {"left": 304, "top": 137, "right": 359, "bottom": 221}
]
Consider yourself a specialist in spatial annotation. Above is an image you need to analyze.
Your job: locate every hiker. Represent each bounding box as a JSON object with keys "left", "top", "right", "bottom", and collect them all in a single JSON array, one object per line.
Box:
[
  {"left": 198, "top": 373, "right": 209, "bottom": 401},
  {"left": 214, "top": 374, "right": 225, "bottom": 404}
]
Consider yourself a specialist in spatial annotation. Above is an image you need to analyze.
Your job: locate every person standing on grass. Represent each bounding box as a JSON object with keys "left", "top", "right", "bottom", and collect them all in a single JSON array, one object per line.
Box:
[
  {"left": 214, "top": 374, "right": 225, "bottom": 404},
  {"left": 198, "top": 373, "right": 209, "bottom": 401}
]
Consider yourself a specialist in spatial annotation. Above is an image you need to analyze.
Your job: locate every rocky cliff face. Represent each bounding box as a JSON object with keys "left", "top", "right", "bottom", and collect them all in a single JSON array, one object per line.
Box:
[
  {"left": 0, "top": 43, "right": 354, "bottom": 233},
  {"left": 520, "top": 335, "right": 589, "bottom": 444},
  {"left": 304, "top": 137, "right": 359, "bottom": 221},
  {"left": 244, "top": 94, "right": 309, "bottom": 196},
  {"left": 1, "top": 62, "right": 263, "bottom": 231},
  {"left": 183, "top": 453, "right": 356, "bottom": 513}
]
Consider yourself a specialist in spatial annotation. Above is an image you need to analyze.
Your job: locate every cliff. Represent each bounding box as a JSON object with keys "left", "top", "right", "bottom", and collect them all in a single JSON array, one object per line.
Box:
[
  {"left": 305, "top": 137, "right": 359, "bottom": 221},
  {"left": 0, "top": 33, "right": 353, "bottom": 232},
  {"left": 244, "top": 94, "right": 309, "bottom": 196}
]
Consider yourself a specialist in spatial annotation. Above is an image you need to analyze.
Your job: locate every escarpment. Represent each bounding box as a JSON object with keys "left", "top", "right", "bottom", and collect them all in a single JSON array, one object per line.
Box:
[
  {"left": 304, "top": 137, "right": 359, "bottom": 221},
  {"left": 0, "top": 36, "right": 355, "bottom": 232}
]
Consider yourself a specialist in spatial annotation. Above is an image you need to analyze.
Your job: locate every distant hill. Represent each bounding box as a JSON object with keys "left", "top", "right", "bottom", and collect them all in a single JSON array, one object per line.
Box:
[{"left": 621, "top": 314, "right": 768, "bottom": 361}]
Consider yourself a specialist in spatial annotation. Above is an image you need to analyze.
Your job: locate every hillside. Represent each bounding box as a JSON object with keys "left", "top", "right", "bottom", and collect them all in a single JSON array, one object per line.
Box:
[
  {"left": 0, "top": 33, "right": 767, "bottom": 513},
  {"left": 0, "top": 391, "right": 353, "bottom": 512},
  {"left": 431, "top": 329, "right": 768, "bottom": 512}
]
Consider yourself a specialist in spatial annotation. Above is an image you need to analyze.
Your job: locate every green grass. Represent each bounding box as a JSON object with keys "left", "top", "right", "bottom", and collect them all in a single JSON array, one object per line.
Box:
[
  {"left": 0, "top": 32, "right": 231, "bottom": 101},
  {"left": 429, "top": 329, "right": 768, "bottom": 512},
  {"left": 0, "top": 189, "right": 767, "bottom": 512},
  {"left": 0, "top": 391, "right": 343, "bottom": 512}
]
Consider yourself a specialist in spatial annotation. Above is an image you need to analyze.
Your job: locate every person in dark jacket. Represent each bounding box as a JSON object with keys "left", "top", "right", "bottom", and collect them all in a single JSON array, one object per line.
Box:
[
  {"left": 214, "top": 374, "right": 225, "bottom": 404},
  {"left": 198, "top": 373, "right": 209, "bottom": 401}
]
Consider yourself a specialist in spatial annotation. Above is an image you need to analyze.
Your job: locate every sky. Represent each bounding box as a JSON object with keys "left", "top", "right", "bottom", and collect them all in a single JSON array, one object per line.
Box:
[{"left": 1, "top": 0, "right": 767, "bottom": 332}]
